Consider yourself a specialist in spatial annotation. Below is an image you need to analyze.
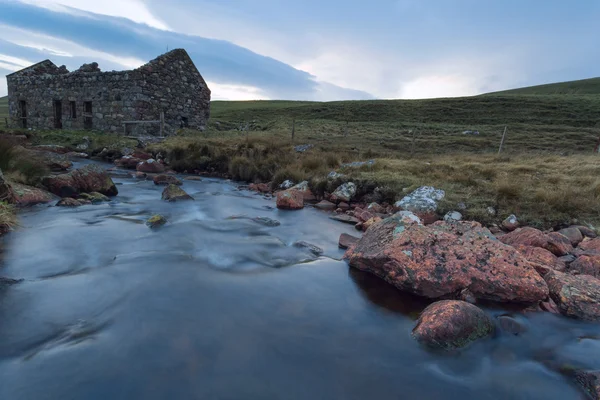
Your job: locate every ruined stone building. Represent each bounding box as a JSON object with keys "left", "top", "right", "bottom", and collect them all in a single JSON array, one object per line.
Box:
[{"left": 6, "top": 49, "right": 211, "bottom": 136}]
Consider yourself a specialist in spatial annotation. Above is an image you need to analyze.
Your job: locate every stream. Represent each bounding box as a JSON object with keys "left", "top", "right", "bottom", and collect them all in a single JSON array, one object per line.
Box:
[{"left": 0, "top": 162, "right": 599, "bottom": 399}]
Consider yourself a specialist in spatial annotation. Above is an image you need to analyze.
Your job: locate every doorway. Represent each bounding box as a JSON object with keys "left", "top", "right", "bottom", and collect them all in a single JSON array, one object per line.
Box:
[
  {"left": 53, "top": 100, "right": 62, "bottom": 129},
  {"left": 84, "top": 101, "right": 92, "bottom": 129},
  {"left": 19, "top": 100, "right": 27, "bottom": 129}
]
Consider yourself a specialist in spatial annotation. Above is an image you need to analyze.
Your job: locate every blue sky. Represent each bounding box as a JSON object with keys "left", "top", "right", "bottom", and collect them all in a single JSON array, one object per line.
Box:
[{"left": 0, "top": 0, "right": 598, "bottom": 100}]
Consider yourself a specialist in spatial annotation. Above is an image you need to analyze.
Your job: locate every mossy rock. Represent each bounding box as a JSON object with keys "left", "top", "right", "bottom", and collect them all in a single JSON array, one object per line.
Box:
[
  {"left": 79, "top": 192, "right": 110, "bottom": 204},
  {"left": 161, "top": 184, "right": 193, "bottom": 202},
  {"left": 146, "top": 214, "right": 167, "bottom": 228}
]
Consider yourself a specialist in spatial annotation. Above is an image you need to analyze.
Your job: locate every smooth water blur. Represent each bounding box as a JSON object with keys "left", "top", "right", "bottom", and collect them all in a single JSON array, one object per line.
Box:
[{"left": 0, "top": 164, "right": 598, "bottom": 399}]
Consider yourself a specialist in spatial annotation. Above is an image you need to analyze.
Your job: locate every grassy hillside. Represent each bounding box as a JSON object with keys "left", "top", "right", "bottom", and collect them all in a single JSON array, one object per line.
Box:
[
  {"left": 487, "top": 77, "right": 600, "bottom": 96},
  {"left": 0, "top": 96, "right": 7, "bottom": 121}
]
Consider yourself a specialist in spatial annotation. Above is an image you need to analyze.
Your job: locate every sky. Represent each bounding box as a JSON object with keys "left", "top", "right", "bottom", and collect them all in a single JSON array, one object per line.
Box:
[{"left": 0, "top": 0, "right": 598, "bottom": 100}]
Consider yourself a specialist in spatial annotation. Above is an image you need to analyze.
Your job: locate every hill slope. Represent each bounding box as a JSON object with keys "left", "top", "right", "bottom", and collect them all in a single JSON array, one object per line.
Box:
[{"left": 486, "top": 77, "right": 600, "bottom": 96}]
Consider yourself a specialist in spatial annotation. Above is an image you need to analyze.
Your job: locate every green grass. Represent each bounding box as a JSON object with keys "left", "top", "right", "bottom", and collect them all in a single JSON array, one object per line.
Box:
[{"left": 487, "top": 77, "right": 600, "bottom": 96}]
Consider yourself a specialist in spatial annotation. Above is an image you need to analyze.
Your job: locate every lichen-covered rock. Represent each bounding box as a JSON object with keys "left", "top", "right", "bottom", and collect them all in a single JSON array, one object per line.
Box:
[
  {"left": 331, "top": 182, "right": 357, "bottom": 203},
  {"left": 279, "top": 180, "right": 294, "bottom": 189},
  {"left": 514, "top": 245, "right": 566, "bottom": 276},
  {"left": 568, "top": 255, "right": 600, "bottom": 278},
  {"left": 444, "top": 211, "right": 463, "bottom": 222},
  {"left": 161, "top": 184, "right": 193, "bottom": 202},
  {"left": 544, "top": 270, "right": 600, "bottom": 321},
  {"left": 500, "top": 227, "right": 573, "bottom": 256},
  {"left": 502, "top": 214, "right": 519, "bottom": 231},
  {"left": 345, "top": 219, "right": 548, "bottom": 303},
  {"left": 10, "top": 183, "right": 57, "bottom": 206},
  {"left": 558, "top": 227, "right": 584, "bottom": 247},
  {"left": 79, "top": 192, "right": 110, "bottom": 204},
  {"left": 153, "top": 174, "right": 182, "bottom": 186},
  {"left": 114, "top": 156, "right": 143, "bottom": 169},
  {"left": 412, "top": 300, "right": 493, "bottom": 350},
  {"left": 339, "top": 233, "right": 360, "bottom": 249},
  {"left": 56, "top": 198, "right": 83, "bottom": 207},
  {"left": 43, "top": 164, "right": 118, "bottom": 198},
  {"left": 276, "top": 189, "right": 304, "bottom": 210},
  {"left": 395, "top": 186, "right": 445, "bottom": 224},
  {"left": 136, "top": 159, "right": 165, "bottom": 174},
  {"left": 146, "top": 214, "right": 167, "bottom": 228},
  {"left": 290, "top": 181, "right": 316, "bottom": 202}
]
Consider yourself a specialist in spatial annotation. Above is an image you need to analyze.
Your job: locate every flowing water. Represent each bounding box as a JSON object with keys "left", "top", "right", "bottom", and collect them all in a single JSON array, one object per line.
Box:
[{"left": 0, "top": 162, "right": 599, "bottom": 399}]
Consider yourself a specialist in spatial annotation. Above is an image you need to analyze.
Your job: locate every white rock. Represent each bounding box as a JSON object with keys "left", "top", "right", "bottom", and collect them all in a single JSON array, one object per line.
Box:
[{"left": 444, "top": 211, "right": 463, "bottom": 222}]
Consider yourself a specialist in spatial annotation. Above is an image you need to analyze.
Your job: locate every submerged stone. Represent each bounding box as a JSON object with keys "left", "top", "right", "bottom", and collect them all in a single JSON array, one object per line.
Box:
[{"left": 146, "top": 214, "right": 167, "bottom": 228}]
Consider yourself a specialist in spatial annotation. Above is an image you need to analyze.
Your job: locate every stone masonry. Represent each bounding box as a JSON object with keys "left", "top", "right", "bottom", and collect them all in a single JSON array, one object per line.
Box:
[{"left": 6, "top": 49, "right": 211, "bottom": 136}]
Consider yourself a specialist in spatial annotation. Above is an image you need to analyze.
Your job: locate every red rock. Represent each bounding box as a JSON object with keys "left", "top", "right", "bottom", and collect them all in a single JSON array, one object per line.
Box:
[
  {"left": 558, "top": 227, "right": 584, "bottom": 247},
  {"left": 276, "top": 189, "right": 304, "bottom": 210},
  {"left": 184, "top": 176, "right": 203, "bottom": 181},
  {"left": 345, "top": 219, "right": 548, "bottom": 303},
  {"left": 514, "top": 245, "right": 566, "bottom": 276},
  {"left": 249, "top": 183, "right": 270, "bottom": 193},
  {"left": 568, "top": 255, "right": 600, "bottom": 278},
  {"left": 153, "top": 174, "right": 182, "bottom": 186},
  {"left": 579, "top": 238, "right": 600, "bottom": 253},
  {"left": 362, "top": 216, "right": 382, "bottom": 231},
  {"left": 502, "top": 214, "right": 519, "bottom": 231},
  {"left": 544, "top": 270, "right": 600, "bottom": 321},
  {"left": 42, "top": 164, "right": 118, "bottom": 198},
  {"left": 367, "top": 202, "right": 385, "bottom": 214},
  {"left": 314, "top": 200, "right": 336, "bottom": 210},
  {"left": 136, "top": 159, "right": 165, "bottom": 174},
  {"left": 354, "top": 208, "right": 375, "bottom": 223},
  {"left": 330, "top": 214, "right": 360, "bottom": 224},
  {"left": 338, "top": 202, "right": 350, "bottom": 211},
  {"left": 500, "top": 227, "right": 572, "bottom": 256},
  {"left": 412, "top": 300, "right": 493, "bottom": 350},
  {"left": 11, "top": 183, "right": 57, "bottom": 206},
  {"left": 131, "top": 150, "right": 152, "bottom": 160},
  {"left": 339, "top": 233, "right": 360, "bottom": 249},
  {"left": 56, "top": 197, "right": 83, "bottom": 207},
  {"left": 135, "top": 172, "right": 147, "bottom": 180},
  {"left": 539, "top": 297, "right": 561, "bottom": 314},
  {"left": 114, "top": 156, "right": 143, "bottom": 169}
]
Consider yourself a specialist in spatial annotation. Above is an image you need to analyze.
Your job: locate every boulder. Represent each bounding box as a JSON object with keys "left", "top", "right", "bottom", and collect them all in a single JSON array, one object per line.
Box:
[
  {"left": 547, "top": 232, "right": 574, "bottom": 254},
  {"left": 579, "top": 238, "right": 600, "bottom": 254},
  {"left": 42, "top": 164, "right": 118, "bottom": 198},
  {"left": 276, "top": 189, "right": 304, "bottom": 210},
  {"left": 115, "top": 156, "right": 143, "bottom": 169},
  {"left": 131, "top": 150, "right": 152, "bottom": 160},
  {"left": 575, "top": 226, "right": 598, "bottom": 239},
  {"left": 161, "top": 184, "right": 193, "bottom": 202},
  {"left": 544, "top": 270, "right": 600, "bottom": 321},
  {"left": 395, "top": 186, "right": 445, "bottom": 224},
  {"left": 573, "top": 370, "right": 600, "bottom": 400},
  {"left": 444, "top": 211, "right": 463, "bottom": 222},
  {"left": 136, "top": 159, "right": 165, "bottom": 174},
  {"left": 339, "top": 233, "right": 360, "bottom": 249},
  {"left": 79, "top": 192, "right": 110, "bottom": 204},
  {"left": 502, "top": 214, "right": 519, "bottom": 231},
  {"left": 353, "top": 208, "right": 375, "bottom": 223},
  {"left": 16, "top": 147, "right": 72, "bottom": 171},
  {"left": 65, "top": 152, "right": 89, "bottom": 159},
  {"left": 279, "top": 180, "right": 294, "bottom": 190},
  {"left": 146, "top": 214, "right": 167, "bottom": 228},
  {"left": 153, "top": 174, "right": 183, "bottom": 186},
  {"left": 362, "top": 216, "right": 383, "bottom": 231},
  {"left": 412, "top": 300, "right": 493, "bottom": 350},
  {"left": 331, "top": 182, "right": 357, "bottom": 203},
  {"left": 367, "top": 202, "right": 385, "bottom": 214},
  {"left": 10, "top": 183, "right": 57, "bottom": 206},
  {"left": 56, "top": 198, "right": 83, "bottom": 207},
  {"left": 500, "top": 227, "right": 573, "bottom": 256},
  {"left": 345, "top": 219, "right": 548, "bottom": 303},
  {"left": 314, "top": 200, "right": 336, "bottom": 210},
  {"left": 514, "top": 245, "right": 566, "bottom": 276},
  {"left": 568, "top": 255, "right": 600, "bottom": 278},
  {"left": 249, "top": 183, "right": 270, "bottom": 193},
  {"left": 290, "top": 181, "right": 316, "bottom": 202},
  {"left": 184, "top": 176, "right": 203, "bottom": 181},
  {"left": 558, "top": 227, "right": 584, "bottom": 247}
]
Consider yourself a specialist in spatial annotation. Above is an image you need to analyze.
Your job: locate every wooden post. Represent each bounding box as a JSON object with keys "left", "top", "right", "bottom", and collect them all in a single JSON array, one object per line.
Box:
[
  {"left": 291, "top": 118, "right": 295, "bottom": 142},
  {"left": 498, "top": 126, "right": 508, "bottom": 155},
  {"left": 410, "top": 130, "right": 417, "bottom": 158},
  {"left": 160, "top": 111, "right": 165, "bottom": 137}
]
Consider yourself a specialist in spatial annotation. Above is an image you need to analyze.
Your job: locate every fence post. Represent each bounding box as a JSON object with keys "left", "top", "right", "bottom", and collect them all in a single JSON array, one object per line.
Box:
[{"left": 498, "top": 126, "right": 508, "bottom": 155}]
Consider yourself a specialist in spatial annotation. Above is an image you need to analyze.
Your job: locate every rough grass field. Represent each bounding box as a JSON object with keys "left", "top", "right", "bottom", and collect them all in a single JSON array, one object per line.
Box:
[
  {"left": 489, "top": 77, "right": 600, "bottom": 96},
  {"left": 3, "top": 78, "right": 600, "bottom": 229},
  {"left": 0, "top": 96, "right": 8, "bottom": 121}
]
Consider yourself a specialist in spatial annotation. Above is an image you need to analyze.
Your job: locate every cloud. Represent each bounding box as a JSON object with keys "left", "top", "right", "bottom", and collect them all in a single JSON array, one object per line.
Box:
[{"left": 0, "top": 1, "right": 372, "bottom": 100}]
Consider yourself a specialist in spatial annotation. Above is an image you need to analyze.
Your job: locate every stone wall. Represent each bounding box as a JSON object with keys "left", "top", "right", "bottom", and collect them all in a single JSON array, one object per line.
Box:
[{"left": 6, "top": 49, "right": 211, "bottom": 136}]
